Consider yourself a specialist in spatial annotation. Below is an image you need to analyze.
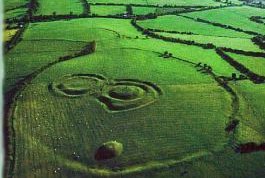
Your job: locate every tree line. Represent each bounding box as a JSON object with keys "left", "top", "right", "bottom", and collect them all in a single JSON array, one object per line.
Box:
[
  {"left": 249, "top": 16, "right": 265, "bottom": 24},
  {"left": 182, "top": 15, "right": 260, "bottom": 36},
  {"left": 4, "top": 24, "right": 28, "bottom": 53},
  {"left": 252, "top": 35, "right": 265, "bottom": 50},
  {"left": 216, "top": 48, "right": 265, "bottom": 84},
  {"left": 80, "top": 0, "right": 91, "bottom": 15}
]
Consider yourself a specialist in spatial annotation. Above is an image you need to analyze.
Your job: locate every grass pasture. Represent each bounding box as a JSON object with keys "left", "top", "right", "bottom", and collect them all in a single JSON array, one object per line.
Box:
[
  {"left": 185, "top": 6, "right": 265, "bottom": 35},
  {"left": 138, "top": 15, "right": 251, "bottom": 38},
  {"left": 36, "top": 0, "right": 84, "bottom": 15},
  {"left": 91, "top": 5, "right": 126, "bottom": 16},
  {"left": 3, "top": 1, "right": 265, "bottom": 178},
  {"left": 156, "top": 32, "right": 262, "bottom": 52},
  {"left": 227, "top": 52, "right": 265, "bottom": 76},
  {"left": 88, "top": 0, "right": 222, "bottom": 6},
  {"left": 3, "top": 0, "right": 27, "bottom": 10},
  {"left": 232, "top": 81, "right": 265, "bottom": 144},
  {"left": 14, "top": 46, "right": 231, "bottom": 177},
  {"left": 132, "top": 7, "right": 157, "bottom": 15},
  {"left": 4, "top": 7, "right": 27, "bottom": 20}
]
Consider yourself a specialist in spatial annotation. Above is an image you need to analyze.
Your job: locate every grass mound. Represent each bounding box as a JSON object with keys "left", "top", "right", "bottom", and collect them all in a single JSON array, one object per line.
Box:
[
  {"left": 95, "top": 141, "right": 123, "bottom": 161},
  {"left": 108, "top": 85, "right": 144, "bottom": 100},
  {"left": 98, "top": 79, "right": 162, "bottom": 112},
  {"left": 50, "top": 74, "right": 106, "bottom": 97}
]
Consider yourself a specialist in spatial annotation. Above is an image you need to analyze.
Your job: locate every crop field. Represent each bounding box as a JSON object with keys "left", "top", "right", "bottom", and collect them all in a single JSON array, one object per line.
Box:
[{"left": 3, "top": 1, "right": 265, "bottom": 178}]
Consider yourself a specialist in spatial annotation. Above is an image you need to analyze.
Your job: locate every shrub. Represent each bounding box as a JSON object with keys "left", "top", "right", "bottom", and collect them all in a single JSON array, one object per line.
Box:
[{"left": 95, "top": 141, "right": 123, "bottom": 161}]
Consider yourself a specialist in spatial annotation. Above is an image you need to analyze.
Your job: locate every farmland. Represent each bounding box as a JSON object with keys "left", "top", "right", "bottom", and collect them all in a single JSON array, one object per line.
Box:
[
  {"left": 36, "top": 0, "right": 84, "bottom": 15},
  {"left": 3, "top": 0, "right": 265, "bottom": 178},
  {"left": 91, "top": 5, "right": 126, "bottom": 16}
]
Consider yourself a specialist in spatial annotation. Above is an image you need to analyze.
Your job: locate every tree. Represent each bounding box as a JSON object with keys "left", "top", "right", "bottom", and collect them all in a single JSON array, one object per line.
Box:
[
  {"left": 126, "top": 5, "right": 133, "bottom": 16},
  {"left": 195, "top": 62, "right": 202, "bottom": 67},
  {"left": 232, "top": 73, "right": 237, "bottom": 80},
  {"left": 87, "top": 3, "right": 91, "bottom": 14}
]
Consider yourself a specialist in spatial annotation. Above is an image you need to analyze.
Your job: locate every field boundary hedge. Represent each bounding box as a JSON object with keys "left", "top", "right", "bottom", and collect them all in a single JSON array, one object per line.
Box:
[
  {"left": 4, "top": 24, "right": 28, "bottom": 53},
  {"left": 4, "top": 40, "right": 96, "bottom": 177},
  {"left": 216, "top": 48, "right": 265, "bottom": 83},
  {"left": 180, "top": 15, "right": 261, "bottom": 36}
]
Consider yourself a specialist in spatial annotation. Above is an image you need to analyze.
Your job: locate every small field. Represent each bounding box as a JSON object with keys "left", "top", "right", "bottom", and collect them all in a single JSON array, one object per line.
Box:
[
  {"left": 227, "top": 52, "right": 265, "bottom": 76},
  {"left": 3, "top": 29, "right": 18, "bottom": 42},
  {"left": 3, "top": 0, "right": 27, "bottom": 10},
  {"left": 91, "top": 5, "right": 126, "bottom": 16},
  {"left": 36, "top": 0, "right": 84, "bottom": 15}
]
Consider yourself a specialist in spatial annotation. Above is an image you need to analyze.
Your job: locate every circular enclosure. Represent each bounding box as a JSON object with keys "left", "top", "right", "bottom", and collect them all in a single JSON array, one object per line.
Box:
[{"left": 50, "top": 74, "right": 106, "bottom": 97}]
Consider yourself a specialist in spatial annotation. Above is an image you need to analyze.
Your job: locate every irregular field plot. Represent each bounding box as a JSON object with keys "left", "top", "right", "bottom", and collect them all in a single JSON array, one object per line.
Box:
[
  {"left": 232, "top": 81, "right": 265, "bottom": 144},
  {"left": 3, "top": 0, "right": 27, "bottom": 10},
  {"left": 4, "top": 8, "right": 27, "bottom": 20},
  {"left": 156, "top": 32, "right": 262, "bottom": 52},
  {"left": 4, "top": 40, "right": 87, "bottom": 91},
  {"left": 132, "top": 7, "right": 157, "bottom": 15},
  {"left": 91, "top": 5, "right": 126, "bottom": 16},
  {"left": 132, "top": 7, "right": 187, "bottom": 15},
  {"left": 36, "top": 0, "right": 84, "bottom": 15},
  {"left": 185, "top": 6, "right": 265, "bottom": 35},
  {"left": 88, "top": 0, "right": 222, "bottom": 6},
  {"left": 138, "top": 15, "right": 251, "bottom": 38},
  {"left": 4, "top": 29, "right": 18, "bottom": 42},
  {"left": 227, "top": 52, "right": 265, "bottom": 76}
]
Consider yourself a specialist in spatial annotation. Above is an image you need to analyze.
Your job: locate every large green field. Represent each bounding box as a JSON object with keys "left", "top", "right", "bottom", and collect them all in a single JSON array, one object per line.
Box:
[
  {"left": 138, "top": 15, "right": 251, "bottom": 38},
  {"left": 3, "top": 1, "right": 265, "bottom": 178},
  {"left": 156, "top": 32, "right": 262, "bottom": 52},
  {"left": 185, "top": 6, "right": 265, "bottom": 35},
  {"left": 88, "top": 0, "right": 222, "bottom": 6}
]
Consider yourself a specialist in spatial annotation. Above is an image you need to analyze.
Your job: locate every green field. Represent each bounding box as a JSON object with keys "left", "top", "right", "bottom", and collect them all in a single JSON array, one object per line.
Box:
[
  {"left": 156, "top": 32, "right": 262, "bottom": 52},
  {"left": 185, "top": 6, "right": 265, "bottom": 35},
  {"left": 88, "top": 0, "right": 222, "bottom": 6},
  {"left": 4, "top": 8, "right": 27, "bottom": 20},
  {"left": 3, "top": 0, "right": 27, "bottom": 10},
  {"left": 138, "top": 15, "right": 251, "bottom": 38},
  {"left": 232, "top": 81, "right": 265, "bottom": 144},
  {"left": 133, "top": 7, "right": 157, "bottom": 15},
  {"left": 91, "top": 5, "right": 126, "bottom": 16},
  {"left": 227, "top": 52, "right": 265, "bottom": 76},
  {"left": 3, "top": 1, "right": 265, "bottom": 178},
  {"left": 36, "top": 0, "right": 84, "bottom": 15}
]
